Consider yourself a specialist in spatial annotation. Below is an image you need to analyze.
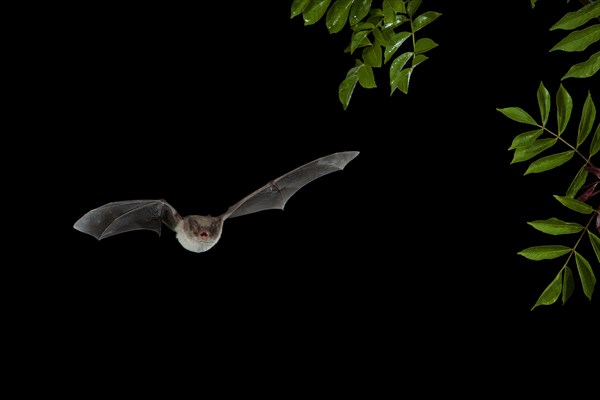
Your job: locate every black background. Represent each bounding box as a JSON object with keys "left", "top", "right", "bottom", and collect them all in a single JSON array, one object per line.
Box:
[{"left": 21, "top": 0, "right": 598, "bottom": 394}]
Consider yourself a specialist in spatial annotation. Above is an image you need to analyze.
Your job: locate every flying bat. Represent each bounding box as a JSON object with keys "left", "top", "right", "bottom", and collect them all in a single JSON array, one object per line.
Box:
[{"left": 73, "top": 151, "right": 359, "bottom": 252}]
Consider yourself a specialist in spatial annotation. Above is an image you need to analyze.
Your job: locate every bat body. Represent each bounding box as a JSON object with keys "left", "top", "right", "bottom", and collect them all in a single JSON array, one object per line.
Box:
[{"left": 73, "top": 151, "right": 359, "bottom": 252}]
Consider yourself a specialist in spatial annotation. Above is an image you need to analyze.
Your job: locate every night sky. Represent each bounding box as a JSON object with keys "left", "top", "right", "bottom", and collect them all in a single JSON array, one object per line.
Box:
[{"left": 40, "top": 0, "right": 599, "bottom": 390}]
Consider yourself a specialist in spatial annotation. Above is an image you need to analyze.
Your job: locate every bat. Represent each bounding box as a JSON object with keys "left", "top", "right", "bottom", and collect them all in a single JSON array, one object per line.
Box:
[{"left": 73, "top": 151, "right": 359, "bottom": 252}]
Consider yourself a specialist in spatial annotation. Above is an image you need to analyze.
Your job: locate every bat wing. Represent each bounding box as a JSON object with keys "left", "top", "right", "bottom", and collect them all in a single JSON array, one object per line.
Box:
[
  {"left": 73, "top": 199, "right": 182, "bottom": 240},
  {"left": 221, "top": 151, "right": 359, "bottom": 220}
]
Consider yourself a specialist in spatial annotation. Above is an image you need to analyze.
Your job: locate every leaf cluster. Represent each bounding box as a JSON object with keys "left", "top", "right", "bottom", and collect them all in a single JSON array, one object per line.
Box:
[
  {"left": 498, "top": 81, "right": 599, "bottom": 309},
  {"left": 536, "top": 0, "right": 600, "bottom": 79},
  {"left": 496, "top": 1, "right": 599, "bottom": 310},
  {"left": 290, "top": 0, "right": 441, "bottom": 109}
]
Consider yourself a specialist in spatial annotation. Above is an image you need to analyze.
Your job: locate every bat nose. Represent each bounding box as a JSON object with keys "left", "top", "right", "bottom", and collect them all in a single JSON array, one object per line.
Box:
[{"left": 199, "top": 231, "right": 209, "bottom": 239}]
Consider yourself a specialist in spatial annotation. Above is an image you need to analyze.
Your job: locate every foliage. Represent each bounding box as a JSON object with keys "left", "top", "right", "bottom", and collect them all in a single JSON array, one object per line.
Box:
[
  {"left": 497, "top": 0, "right": 599, "bottom": 310},
  {"left": 549, "top": 0, "right": 600, "bottom": 80},
  {"left": 290, "top": 0, "right": 441, "bottom": 109},
  {"left": 291, "top": 0, "right": 598, "bottom": 310}
]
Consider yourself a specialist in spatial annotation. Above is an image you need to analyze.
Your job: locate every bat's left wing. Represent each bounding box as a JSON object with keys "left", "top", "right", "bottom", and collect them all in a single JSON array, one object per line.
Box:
[
  {"left": 74, "top": 199, "right": 181, "bottom": 240},
  {"left": 220, "top": 151, "right": 359, "bottom": 220}
]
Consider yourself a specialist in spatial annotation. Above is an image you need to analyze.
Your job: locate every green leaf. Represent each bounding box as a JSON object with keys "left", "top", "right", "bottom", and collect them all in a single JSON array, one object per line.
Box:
[
  {"left": 566, "top": 165, "right": 588, "bottom": 197},
  {"left": 371, "top": 27, "right": 388, "bottom": 46},
  {"left": 563, "top": 51, "right": 600, "bottom": 80},
  {"left": 527, "top": 217, "right": 584, "bottom": 235},
  {"left": 344, "top": 62, "right": 362, "bottom": 78},
  {"left": 387, "top": 0, "right": 405, "bottom": 13},
  {"left": 349, "top": 0, "right": 372, "bottom": 26},
  {"left": 589, "top": 231, "right": 600, "bottom": 263},
  {"left": 389, "top": 51, "right": 413, "bottom": 94},
  {"left": 553, "top": 195, "right": 595, "bottom": 214},
  {"left": 291, "top": 0, "right": 311, "bottom": 18},
  {"left": 518, "top": 245, "right": 571, "bottom": 260},
  {"left": 537, "top": 82, "right": 551, "bottom": 126},
  {"left": 556, "top": 84, "right": 573, "bottom": 135},
  {"left": 551, "top": 1, "right": 600, "bottom": 30},
  {"left": 339, "top": 74, "right": 358, "bottom": 110},
  {"left": 339, "top": 62, "right": 363, "bottom": 109},
  {"left": 350, "top": 30, "right": 371, "bottom": 53},
  {"left": 357, "top": 62, "right": 376, "bottom": 88},
  {"left": 530, "top": 0, "right": 538, "bottom": 9},
  {"left": 575, "top": 252, "right": 596, "bottom": 301},
  {"left": 511, "top": 138, "right": 557, "bottom": 164},
  {"left": 531, "top": 270, "right": 563, "bottom": 310},
  {"left": 412, "top": 53, "right": 428, "bottom": 67},
  {"left": 352, "top": 21, "right": 375, "bottom": 31},
  {"left": 384, "top": 31, "right": 411, "bottom": 63},
  {"left": 497, "top": 107, "right": 539, "bottom": 126},
  {"left": 412, "top": 11, "right": 442, "bottom": 32},
  {"left": 396, "top": 67, "right": 413, "bottom": 94},
  {"left": 508, "top": 129, "right": 544, "bottom": 150},
  {"left": 562, "top": 266, "right": 575, "bottom": 304},
  {"left": 524, "top": 150, "right": 574, "bottom": 174},
  {"left": 368, "top": 8, "right": 383, "bottom": 17},
  {"left": 577, "top": 91, "right": 597, "bottom": 146},
  {"left": 407, "top": 0, "right": 422, "bottom": 17},
  {"left": 382, "top": 0, "right": 395, "bottom": 25},
  {"left": 362, "top": 41, "right": 382, "bottom": 67},
  {"left": 414, "top": 37, "right": 438, "bottom": 54},
  {"left": 326, "top": 0, "right": 354, "bottom": 33},
  {"left": 382, "top": 14, "right": 409, "bottom": 30},
  {"left": 303, "top": 0, "right": 332, "bottom": 25},
  {"left": 550, "top": 25, "right": 600, "bottom": 52},
  {"left": 591, "top": 122, "right": 600, "bottom": 156}
]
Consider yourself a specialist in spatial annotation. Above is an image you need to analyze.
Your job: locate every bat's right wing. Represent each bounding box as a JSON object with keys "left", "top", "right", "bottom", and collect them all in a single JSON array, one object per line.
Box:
[
  {"left": 73, "top": 199, "right": 182, "bottom": 240},
  {"left": 221, "top": 151, "right": 359, "bottom": 220}
]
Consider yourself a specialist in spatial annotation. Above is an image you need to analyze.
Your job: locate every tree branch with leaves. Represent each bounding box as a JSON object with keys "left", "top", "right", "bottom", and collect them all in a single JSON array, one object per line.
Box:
[
  {"left": 498, "top": 0, "right": 599, "bottom": 309},
  {"left": 290, "top": 0, "right": 441, "bottom": 109}
]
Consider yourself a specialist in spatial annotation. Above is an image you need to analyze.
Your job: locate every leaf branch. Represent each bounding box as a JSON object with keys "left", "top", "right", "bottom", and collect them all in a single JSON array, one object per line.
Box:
[{"left": 539, "top": 125, "right": 595, "bottom": 166}]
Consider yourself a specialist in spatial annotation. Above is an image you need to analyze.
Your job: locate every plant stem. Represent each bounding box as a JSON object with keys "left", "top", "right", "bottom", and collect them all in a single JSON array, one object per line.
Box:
[{"left": 542, "top": 126, "right": 593, "bottom": 166}]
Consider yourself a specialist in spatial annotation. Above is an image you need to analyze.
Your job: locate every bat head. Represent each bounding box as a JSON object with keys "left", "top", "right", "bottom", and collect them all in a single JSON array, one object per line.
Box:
[{"left": 175, "top": 215, "right": 224, "bottom": 253}]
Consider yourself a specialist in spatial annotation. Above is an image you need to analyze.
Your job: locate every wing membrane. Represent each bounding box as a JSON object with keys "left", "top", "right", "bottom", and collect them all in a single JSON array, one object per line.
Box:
[{"left": 222, "top": 151, "right": 359, "bottom": 219}]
